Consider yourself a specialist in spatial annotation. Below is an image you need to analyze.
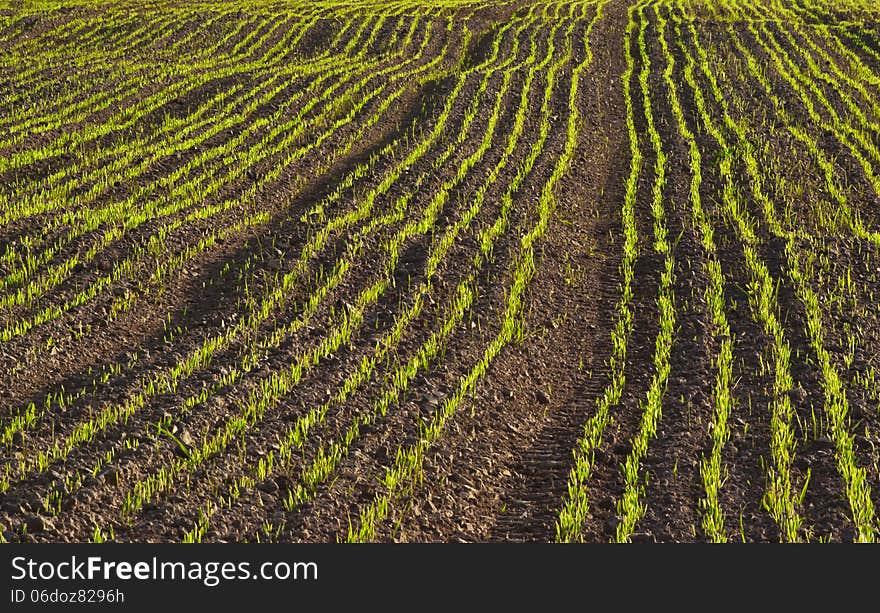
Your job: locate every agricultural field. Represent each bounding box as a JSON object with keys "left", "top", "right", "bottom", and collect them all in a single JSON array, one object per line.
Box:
[{"left": 0, "top": 0, "right": 879, "bottom": 544}]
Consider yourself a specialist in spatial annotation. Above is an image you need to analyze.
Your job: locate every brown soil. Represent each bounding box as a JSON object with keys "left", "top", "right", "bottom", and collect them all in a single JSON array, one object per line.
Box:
[{"left": 1, "top": 0, "right": 878, "bottom": 544}]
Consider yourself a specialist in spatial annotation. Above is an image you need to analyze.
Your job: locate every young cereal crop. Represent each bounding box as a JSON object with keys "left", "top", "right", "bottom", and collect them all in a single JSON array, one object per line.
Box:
[{"left": 0, "top": 0, "right": 878, "bottom": 544}]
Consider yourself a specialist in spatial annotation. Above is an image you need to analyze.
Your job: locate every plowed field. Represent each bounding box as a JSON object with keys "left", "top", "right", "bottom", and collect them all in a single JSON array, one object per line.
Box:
[{"left": 2, "top": 0, "right": 879, "bottom": 543}]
